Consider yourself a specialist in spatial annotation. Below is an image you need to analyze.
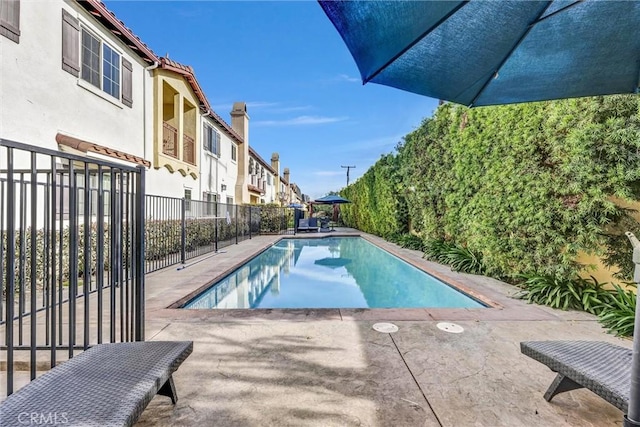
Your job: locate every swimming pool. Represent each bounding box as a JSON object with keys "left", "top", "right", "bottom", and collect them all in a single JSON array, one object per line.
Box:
[{"left": 184, "top": 237, "right": 485, "bottom": 309}]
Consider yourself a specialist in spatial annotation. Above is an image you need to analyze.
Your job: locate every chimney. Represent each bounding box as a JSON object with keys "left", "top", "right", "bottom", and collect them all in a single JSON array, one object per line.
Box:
[
  {"left": 270, "top": 153, "right": 280, "bottom": 174},
  {"left": 271, "top": 153, "right": 281, "bottom": 204},
  {"left": 283, "top": 167, "right": 290, "bottom": 203},
  {"left": 231, "top": 102, "right": 249, "bottom": 204}
]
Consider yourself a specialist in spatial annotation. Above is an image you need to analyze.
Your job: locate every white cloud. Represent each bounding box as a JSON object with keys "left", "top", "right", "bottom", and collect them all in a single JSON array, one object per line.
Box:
[
  {"left": 253, "top": 115, "right": 348, "bottom": 127},
  {"left": 336, "top": 74, "right": 360, "bottom": 83}
]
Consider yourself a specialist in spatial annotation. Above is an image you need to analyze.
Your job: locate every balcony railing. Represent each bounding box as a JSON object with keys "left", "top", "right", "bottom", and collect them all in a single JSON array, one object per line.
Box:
[
  {"left": 162, "top": 122, "right": 178, "bottom": 158},
  {"left": 183, "top": 134, "right": 195, "bottom": 165}
]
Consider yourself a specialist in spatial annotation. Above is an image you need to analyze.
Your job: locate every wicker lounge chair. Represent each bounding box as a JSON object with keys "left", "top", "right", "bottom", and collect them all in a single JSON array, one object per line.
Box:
[
  {"left": 520, "top": 340, "right": 631, "bottom": 412},
  {"left": 297, "top": 218, "right": 319, "bottom": 232},
  {"left": 0, "top": 341, "right": 193, "bottom": 427}
]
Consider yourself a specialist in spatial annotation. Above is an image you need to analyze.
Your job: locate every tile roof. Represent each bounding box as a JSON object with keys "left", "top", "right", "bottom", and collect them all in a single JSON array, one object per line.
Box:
[
  {"left": 77, "top": 2, "right": 245, "bottom": 147},
  {"left": 249, "top": 147, "right": 276, "bottom": 174},
  {"left": 76, "top": 0, "right": 158, "bottom": 63},
  {"left": 247, "top": 184, "right": 264, "bottom": 195},
  {"left": 56, "top": 133, "right": 151, "bottom": 168}
]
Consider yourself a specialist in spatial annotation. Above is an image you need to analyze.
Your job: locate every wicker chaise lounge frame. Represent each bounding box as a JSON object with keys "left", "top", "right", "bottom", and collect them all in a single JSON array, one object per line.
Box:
[
  {"left": 0, "top": 341, "right": 193, "bottom": 427},
  {"left": 521, "top": 341, "right": 631, "bottom": 412},
  {"left": 297, "top": 218, "right": 319, "bottom": 232}
]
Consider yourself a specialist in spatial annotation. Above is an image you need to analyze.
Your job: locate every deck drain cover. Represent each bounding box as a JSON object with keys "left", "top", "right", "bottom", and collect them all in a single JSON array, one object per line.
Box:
[
  {"left": 373, "top": 322, "right": 398, "bottom": 333},
  {"left": 437, "top": 322, "right": 464, "bottom": 334}
]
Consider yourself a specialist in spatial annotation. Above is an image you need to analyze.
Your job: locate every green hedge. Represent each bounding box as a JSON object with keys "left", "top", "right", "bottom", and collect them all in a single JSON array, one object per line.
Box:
[
  {"left": 2, "top": 211, "right": 260, "bottom": 287},
  {"left": 1, "top": 224, "right": 112, "bottom": 286},
  {"left": 341, "top": 154, "right": 408, "bottom": 238},
  {"left": 259, "top": 204, "right": 293, "bottom": 234},
  {"left": 340, "top": 95, "right": 640, "bottom": 281}
]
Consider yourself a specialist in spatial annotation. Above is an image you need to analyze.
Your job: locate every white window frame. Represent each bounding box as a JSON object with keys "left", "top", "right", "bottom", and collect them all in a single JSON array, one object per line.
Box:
[
  {"left": 203, "top": 123, "right": 221, "bottom": 157},
  {"left": 184, "top": 188, "right": 192, "bottom": 212},
  {"left": 80, "top": 26, "right": 121, "bottom": 100},
  {"left": 203, "top": 191, "right": 217, "bottom": 217},
  {"left": 231, "top": 143, "right": 237, "bottom": 162}
]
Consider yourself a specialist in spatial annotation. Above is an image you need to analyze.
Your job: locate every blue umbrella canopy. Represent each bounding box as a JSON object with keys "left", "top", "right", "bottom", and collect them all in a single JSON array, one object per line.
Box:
[
  {"left": 312, "top": 195, "right": 351, "bottom": 204},
  {"left": 320, "top": 1, "right": 640, "bottom": 423},
  {"left": 318, "top": 1, "right": 640, "bottom": 107}
]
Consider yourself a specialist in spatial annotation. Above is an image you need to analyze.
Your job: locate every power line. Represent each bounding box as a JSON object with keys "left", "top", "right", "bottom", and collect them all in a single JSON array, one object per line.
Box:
[{"left": 341, "top": 165, "right": 356, "bottom": 186}]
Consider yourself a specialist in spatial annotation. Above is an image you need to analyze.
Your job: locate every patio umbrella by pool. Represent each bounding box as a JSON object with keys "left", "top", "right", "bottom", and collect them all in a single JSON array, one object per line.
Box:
[
  {"left": 311, "top": 195, "right": 351, "bottom": 225},
  {"left": 313, "top": 195, "right": 351, "bottom": 205},
  {"left": 318, "top": 1, "right": 640, "bottom": 107},
  {"left": 318, "top": 1, "right": 640, "bottom": 424}
]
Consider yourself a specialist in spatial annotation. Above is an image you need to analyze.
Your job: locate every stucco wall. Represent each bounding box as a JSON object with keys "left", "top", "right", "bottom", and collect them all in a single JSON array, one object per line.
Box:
[
  {"left": 199, "top": 115, "right": 238, "bottom": 204},
  {"left": 146, "top": 69, "right": 201, "bottom": 199},
  {"left": 1, "top": 0, "right": 150, "bottom": 163}
]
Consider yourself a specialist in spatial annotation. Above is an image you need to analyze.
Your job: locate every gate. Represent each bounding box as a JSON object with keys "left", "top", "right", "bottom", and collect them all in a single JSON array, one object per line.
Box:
[{"left": 0, "top": 139, "right": 145, "bottom": 396}]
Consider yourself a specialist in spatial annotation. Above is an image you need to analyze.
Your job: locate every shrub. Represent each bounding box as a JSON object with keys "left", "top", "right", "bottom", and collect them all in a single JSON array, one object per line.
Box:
[
  {"left": 598, "top": 283, "right": 636, "bottom": 337},
  {"left": 519, "top": 273, "right": 611, "bottom": 314},
  {"left": 340, "top": 96, "right": 640, "bottom": 282},
  {"left": 387, "top": 233, "right": 426, "bottom": 251},
  {"left": 423, "top": 239, "right": 485, "bottom": 274}
]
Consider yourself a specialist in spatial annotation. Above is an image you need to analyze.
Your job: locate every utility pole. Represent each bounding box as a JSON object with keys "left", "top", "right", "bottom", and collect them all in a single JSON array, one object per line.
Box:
[{"left": 341, "top": 165, "right": 356, "bottom": 186}]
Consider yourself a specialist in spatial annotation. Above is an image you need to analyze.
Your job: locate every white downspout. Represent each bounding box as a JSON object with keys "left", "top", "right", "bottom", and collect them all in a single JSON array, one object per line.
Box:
[
  {"left": 200, "top": 110, "right": 212, "bottom": 201},
  {"left": 143, "top": 61, "right": 159, "bottom": 169}
]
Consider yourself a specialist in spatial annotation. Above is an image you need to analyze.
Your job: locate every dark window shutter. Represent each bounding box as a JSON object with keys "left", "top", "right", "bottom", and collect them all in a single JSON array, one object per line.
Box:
[
  {"left": 0, "top": 0, "right": 20, "bottom": 43},
  {"left": 61, "top": 9, "right": 79, "bottom": 76},
  {"left": 216, "top": 133, "right": 221, "bottom": 157},
  {"left": 122, "top": 58, "right": 133, "bottom": 107}
]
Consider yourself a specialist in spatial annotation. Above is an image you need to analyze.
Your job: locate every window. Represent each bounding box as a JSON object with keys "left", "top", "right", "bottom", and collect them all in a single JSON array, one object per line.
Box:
[
  {"left": 0, "top": 0, "right": 20, "bottom": 43},
  {"left": 267, "top": 174, "right": 271, "bottom": 185},
  {"left": 62, "top": 11, "right": 132, "bottom": 107},
  {"left": 81, "top": 30, "right": 100, "bottom": 88},
  {"left": 102, "top": 44, "right": 120, "bottom": 98},
  {"left": 203, "top": 192, "right": 217, "bottom": 216},
  {"left": 80, "top": 29, "right": 120, "bottom": 99},
  {"left": 203, "top": 124, "right": 220, "bottom": 156},
  {"left": 184, "top": 188, "right": 192, "bottom": 212},
  {"left": 231, "top": 144, "right": 237, "bottom": 161},
  {"left": 225, "top": 196, "right": 234, "bottom": 217}
]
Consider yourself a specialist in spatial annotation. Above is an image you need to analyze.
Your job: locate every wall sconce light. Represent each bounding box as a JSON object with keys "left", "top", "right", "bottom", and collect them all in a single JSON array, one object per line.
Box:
[{"left": 221, "top": 184, "right": 227, "bottom": 191}]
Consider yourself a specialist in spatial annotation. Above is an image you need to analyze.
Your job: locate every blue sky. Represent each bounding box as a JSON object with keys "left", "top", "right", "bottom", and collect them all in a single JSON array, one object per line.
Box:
[{"left": 105, "top": 1, "right": 440, "bottom": 199}]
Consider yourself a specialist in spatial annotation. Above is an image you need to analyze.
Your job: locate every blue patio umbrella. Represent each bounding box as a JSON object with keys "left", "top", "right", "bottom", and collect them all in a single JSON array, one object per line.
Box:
[
  {"left": 312, "top": 195, "right": 351, "bottom": 205},
  {"left": 318, "top": 1, "right": 640, "bottom": 107},
  {"left": 318, "top": 1, "right": 640, "bottom": 424},
  {"left": 311, "top": 195, "right": 351, "bottom": 223}
]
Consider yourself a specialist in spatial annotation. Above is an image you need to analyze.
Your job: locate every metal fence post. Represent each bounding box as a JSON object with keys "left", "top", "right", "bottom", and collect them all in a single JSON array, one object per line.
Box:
[
  {"left": 248, "top": 206, "right": 252, "bottom": 239},
  {"left": 134, "top": 166, "right": 146, "bottom": 341},
  {"left": 214, "top": 212, "right": 219, "bottom": 253},
  {"left": 235, "top": 204, "right": 239, "bottom": 244},
  {"left": 5, "top": 145, "right": 15, "bottom": 395},
  {"left": 181, "top": 197, "right": 186, "bottom": 264}
]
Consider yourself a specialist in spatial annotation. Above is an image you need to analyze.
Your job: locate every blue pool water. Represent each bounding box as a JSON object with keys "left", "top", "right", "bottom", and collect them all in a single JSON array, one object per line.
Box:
[{"left": 184, "top": 237, "right": 485, "bottom": 309}]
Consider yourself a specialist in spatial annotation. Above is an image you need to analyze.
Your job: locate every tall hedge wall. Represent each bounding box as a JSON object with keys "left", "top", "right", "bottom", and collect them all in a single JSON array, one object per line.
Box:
[{"left": 340, "top": 95, "right": 640, "bottom": 280}]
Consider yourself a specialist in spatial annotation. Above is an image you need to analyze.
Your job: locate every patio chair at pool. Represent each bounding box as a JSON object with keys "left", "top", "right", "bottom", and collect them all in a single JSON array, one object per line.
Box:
[
  {"left": 319, "top": 218, "right": 331, "bottom": 232},
  {"left": 297, "top": 218, "right": 319, "bottom": 232}
]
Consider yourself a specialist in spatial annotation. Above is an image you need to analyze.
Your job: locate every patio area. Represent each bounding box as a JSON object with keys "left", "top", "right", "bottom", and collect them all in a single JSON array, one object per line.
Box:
[{"left": 137, "top": 230, "right": 629, "bottom": 426}]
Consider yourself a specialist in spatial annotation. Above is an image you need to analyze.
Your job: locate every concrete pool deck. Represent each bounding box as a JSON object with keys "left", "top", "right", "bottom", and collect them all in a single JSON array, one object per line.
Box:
[{"left": 138, "top": 229, "right": 630, "bottom": 426}]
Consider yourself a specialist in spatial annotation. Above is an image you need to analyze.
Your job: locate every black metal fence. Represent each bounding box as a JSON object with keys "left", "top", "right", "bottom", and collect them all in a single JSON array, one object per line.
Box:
[
  {"left": 0, "top": 139, "right": 296, "bottom": 396},
  {"left": 0, "top": 139, "right": 145, "bottom": 396},
  {"left": 145, "top": 195, "right": 295, "bottom": 273}
]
